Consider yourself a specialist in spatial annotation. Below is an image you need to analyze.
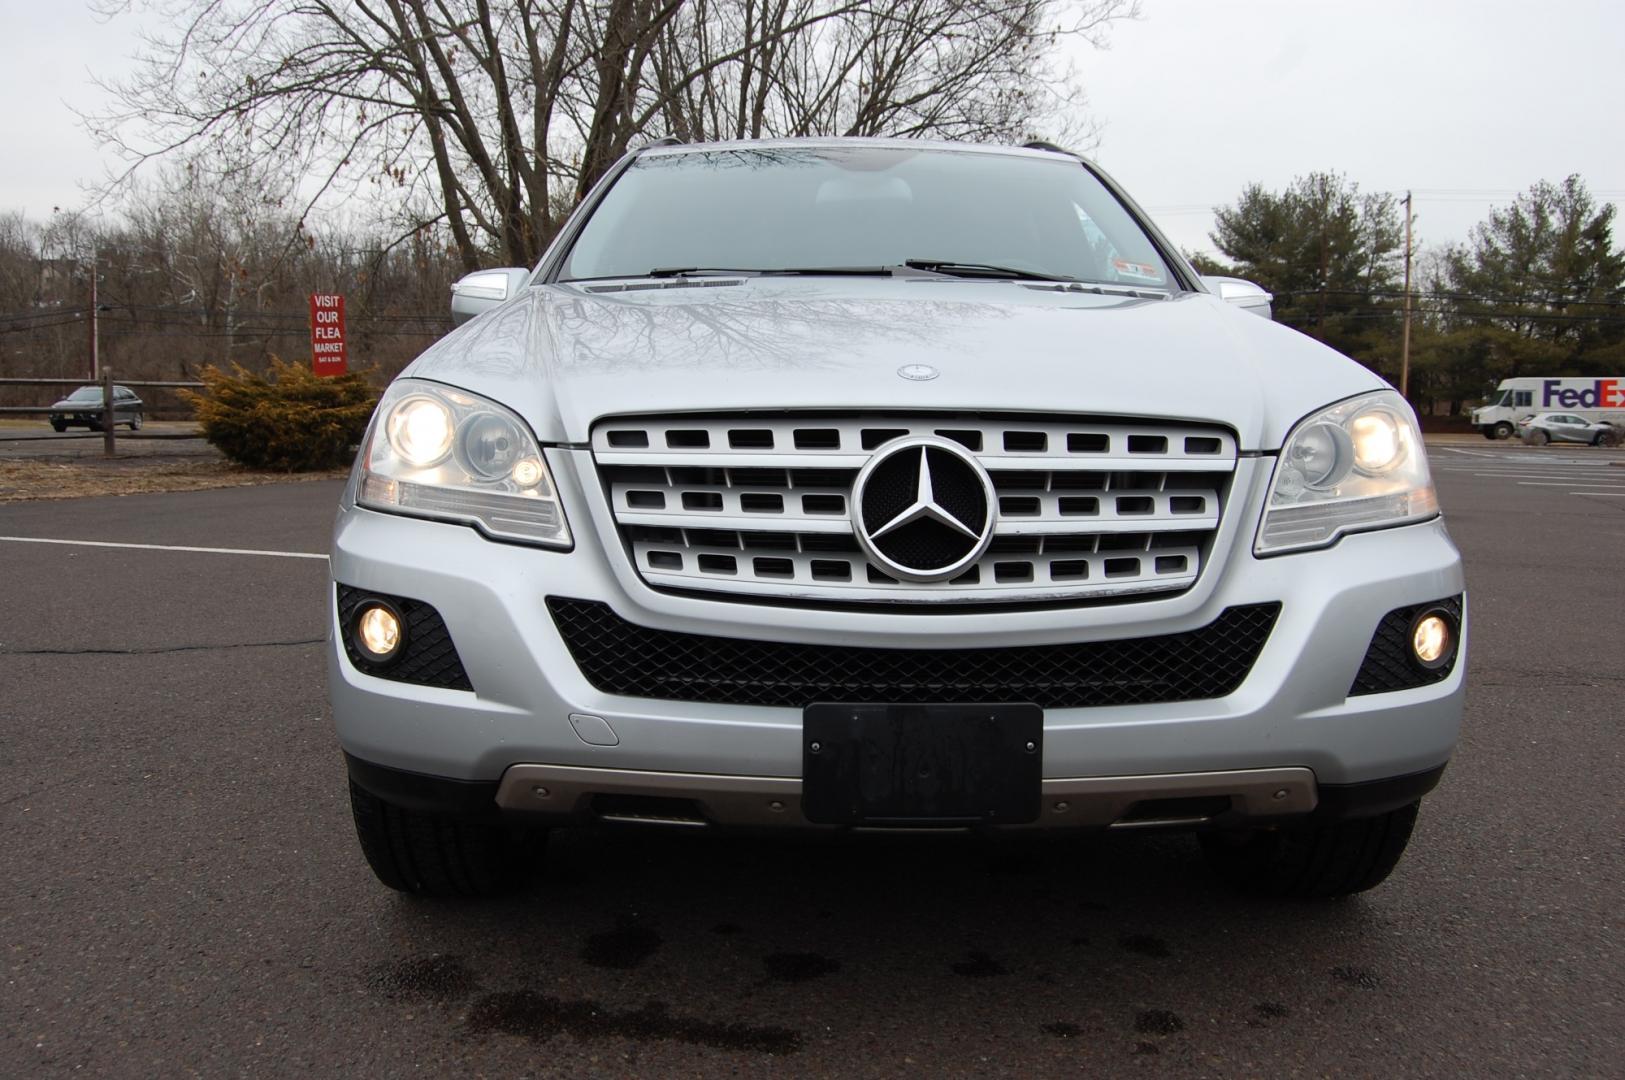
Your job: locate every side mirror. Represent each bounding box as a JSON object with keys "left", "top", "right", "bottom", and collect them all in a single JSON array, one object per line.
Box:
[
  {"left": 1200, "top": 276, "right": 1273, "bottom": 320},
  {"left": 450, "top": 268, "right": 532, "bottom": 326}
]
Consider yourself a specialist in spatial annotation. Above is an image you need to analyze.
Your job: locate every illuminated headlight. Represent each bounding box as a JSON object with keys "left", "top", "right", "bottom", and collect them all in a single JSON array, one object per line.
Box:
[
  {"left": 357, "top": 379, "right": 571, "bottom": 548},
  {"left": 1256, "top": 390, "right": 1438, "bottom": 555},
  {"left": 386, "top": 395, "right": 454, "bottom": 467}
]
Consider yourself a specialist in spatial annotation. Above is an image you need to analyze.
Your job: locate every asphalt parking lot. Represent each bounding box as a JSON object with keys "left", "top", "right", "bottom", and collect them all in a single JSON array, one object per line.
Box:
[{"left": 2, "top": 444, "right": 1622, "bottom": 1077}]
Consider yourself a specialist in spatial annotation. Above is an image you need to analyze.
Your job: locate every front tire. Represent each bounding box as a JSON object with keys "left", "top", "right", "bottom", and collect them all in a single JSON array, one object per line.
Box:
[
  {"left": 130, "top": 412, "right": 143, "bottom": 431},
  {"left": 1200, "top": 801, "right": 1420, "bottom": 899},
  {"left": 50, "top": 419, "right": 66, "bottom": 433},
  {"left": 348, "top": 780, "right": 543, "bottom": 897}
]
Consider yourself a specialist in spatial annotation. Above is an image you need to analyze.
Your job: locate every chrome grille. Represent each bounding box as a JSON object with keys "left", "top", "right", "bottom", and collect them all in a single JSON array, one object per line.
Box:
[{"left": 592, "top": 415, "right": 1237, "bottom": 604}]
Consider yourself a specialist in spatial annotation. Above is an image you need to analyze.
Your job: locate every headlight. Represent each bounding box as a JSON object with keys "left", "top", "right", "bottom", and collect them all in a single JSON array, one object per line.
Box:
[
  {"left": 1256, "top": 390, "right": 1438, "bottom": 555},
  {"left": 358, "top": 379, "right": 571, "bottom": 548},
  {"left": 386, "top": 395, "right": 455, "bottom": 467}
]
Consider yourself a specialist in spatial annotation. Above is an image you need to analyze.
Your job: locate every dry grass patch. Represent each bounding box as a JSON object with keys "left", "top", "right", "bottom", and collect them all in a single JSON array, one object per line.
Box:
[{"left": 0, "top": 459, "right": 349, "bottom": 503}]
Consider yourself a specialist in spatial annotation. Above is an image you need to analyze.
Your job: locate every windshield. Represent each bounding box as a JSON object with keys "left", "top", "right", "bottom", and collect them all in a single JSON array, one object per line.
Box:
[
  {"left": 66, "top": 387, "right": 101, "bottom": 401},
  {"left": 560, "top": 145, "right": 1174, "bottom": 288}
]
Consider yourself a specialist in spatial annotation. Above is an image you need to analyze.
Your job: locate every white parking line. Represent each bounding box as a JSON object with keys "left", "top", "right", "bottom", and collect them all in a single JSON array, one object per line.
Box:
[
  {"left": 0, "top": 536, "right": 328, "bottom": 560},
  {"left": 1470, "top": 472, "right": 1625, "bottom": 480},
  {"left": 1435, "top": 463, "right": 1617, "bottom": 473}
]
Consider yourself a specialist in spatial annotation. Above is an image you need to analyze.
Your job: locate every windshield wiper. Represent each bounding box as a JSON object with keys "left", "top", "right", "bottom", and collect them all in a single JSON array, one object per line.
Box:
[
  {"left": 903, "top": 259, "right": 1075, "bottom": 282},
  {"left": 646, "top": 267, "right": 762, "bottom": 277},
  {"left": 646, "top": 266, "right": 896, "bottom": 278}
]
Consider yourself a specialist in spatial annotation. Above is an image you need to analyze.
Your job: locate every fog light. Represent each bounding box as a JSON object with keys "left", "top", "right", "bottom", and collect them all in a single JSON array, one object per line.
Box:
[
  {"left": 1410, "top": 611, "right": 1454, "bottom": 669},
  {"left": 354, "top": 602, "right": 405, "bottom": 663}
]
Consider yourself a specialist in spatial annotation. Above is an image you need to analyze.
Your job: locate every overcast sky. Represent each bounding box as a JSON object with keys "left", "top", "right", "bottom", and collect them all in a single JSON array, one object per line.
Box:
[
  {"left": 1081, "top": 0, "right": 1625, "bottom": 255},
  {"left": 2, "top": 0, "right": 1621, "bottom": 258}
]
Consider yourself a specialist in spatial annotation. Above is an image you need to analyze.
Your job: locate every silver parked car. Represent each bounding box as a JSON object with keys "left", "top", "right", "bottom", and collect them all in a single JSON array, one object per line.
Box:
[
  {"left": 1519, "top": 411, "right": 1617, "bottom": 445},
  {"left": 329, "top": 138, "right": 1465, "bottom": 900},
  {"left": 48, "top": 384, "right": 143, "bottom": 432}
]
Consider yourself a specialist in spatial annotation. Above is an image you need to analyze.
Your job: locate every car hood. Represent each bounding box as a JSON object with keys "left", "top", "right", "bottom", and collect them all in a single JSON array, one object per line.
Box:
[{"left": 403, "top": 279, "right": 1386, "bottom": 450}]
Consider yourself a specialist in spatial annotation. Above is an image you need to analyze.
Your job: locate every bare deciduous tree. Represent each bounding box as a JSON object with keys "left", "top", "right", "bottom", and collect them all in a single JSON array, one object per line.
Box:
[{"left": 91, "top": 0, "right": 1137, "bottom": 268}]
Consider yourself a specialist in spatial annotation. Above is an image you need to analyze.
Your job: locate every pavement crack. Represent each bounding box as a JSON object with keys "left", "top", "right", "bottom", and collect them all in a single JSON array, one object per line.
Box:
[{"left": 0, "top": 637, "right": 324, "bottom": 657}]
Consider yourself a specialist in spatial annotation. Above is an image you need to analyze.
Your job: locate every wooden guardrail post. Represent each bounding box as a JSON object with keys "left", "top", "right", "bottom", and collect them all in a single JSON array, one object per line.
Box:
[{"left": 101, "top": 368, "right": 116, "bottom": 458}]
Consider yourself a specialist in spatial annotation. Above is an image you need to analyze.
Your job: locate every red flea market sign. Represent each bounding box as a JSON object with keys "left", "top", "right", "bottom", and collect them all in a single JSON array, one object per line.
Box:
[{"left": 309, "top": 293, "right": 348, "bottom": 376}]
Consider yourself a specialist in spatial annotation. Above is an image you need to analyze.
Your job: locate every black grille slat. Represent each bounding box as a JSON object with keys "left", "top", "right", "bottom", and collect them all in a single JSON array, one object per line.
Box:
[
  {"left": 1349, "top": 596, "right": 1462, "bottom": 696},
  {"left": 547, "top": 598, "right": 1279, "bottom": 709}
]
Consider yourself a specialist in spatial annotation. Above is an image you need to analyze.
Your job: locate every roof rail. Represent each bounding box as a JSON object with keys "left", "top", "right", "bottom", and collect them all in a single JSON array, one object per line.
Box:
[
  {"left": 644, "top": 135, "right": 684, "bottom": 149},
  {"left": 1022, "top": 140, "right": 1074, "bottom": 156}
]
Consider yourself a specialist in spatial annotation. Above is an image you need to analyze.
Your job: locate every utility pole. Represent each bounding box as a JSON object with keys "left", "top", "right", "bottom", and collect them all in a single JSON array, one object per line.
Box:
[
  {"left": 88, "top": 251, "right": 99, "bottom": 382},
  {"left": 1399, "top": 191, "right": 1413, "bottom": 398}
]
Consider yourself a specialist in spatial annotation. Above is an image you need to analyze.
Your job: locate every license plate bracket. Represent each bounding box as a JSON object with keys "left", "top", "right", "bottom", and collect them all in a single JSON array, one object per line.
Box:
[{"left": 801, "top": 703, "right": 1042, "bottom": 826}]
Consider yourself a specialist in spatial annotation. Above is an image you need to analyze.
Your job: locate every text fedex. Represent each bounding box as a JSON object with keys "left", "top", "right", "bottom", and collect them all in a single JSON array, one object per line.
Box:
[{"left": 1544, "top": 379, "right": 1625, "bottom": 408}]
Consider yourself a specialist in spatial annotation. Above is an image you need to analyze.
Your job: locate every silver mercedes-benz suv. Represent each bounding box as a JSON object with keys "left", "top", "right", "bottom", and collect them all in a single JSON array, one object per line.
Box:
[{"left": 329, "top": 138, "right": 1465, "bottom": 899}]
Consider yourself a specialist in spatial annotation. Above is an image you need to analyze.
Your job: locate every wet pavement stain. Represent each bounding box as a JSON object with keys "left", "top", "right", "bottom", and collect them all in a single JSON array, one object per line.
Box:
[
  {"left": 951, "top": 951, "right": 1006, "bottom": 977},
  {"left": 762, "top": 952, "right": 840, "bottom": 983},
  {"left": 1331, "top": 965, "right": 1382, "bottom": 989},
  {"left": 1247, "top": 1001, "right": 1292, "bottom": 1028},
  {"left": 369, "top": 954, "right": 477, "bottom": 1003},
  {"left": 1042, "top": 1022, "right": 1083, "bottom": 1038},
  {"left": 465, "top": 992, "right": 802, "bottom": 1054},
  {"left": 1119, "top": 934, "right": 1170, "bottom": 959},
  {"left": 1134, "top": 1010, "right": 1184, "bottom": 1035},
  {"left": 581, "top": 920, "right": 663, "bottom": 970}
]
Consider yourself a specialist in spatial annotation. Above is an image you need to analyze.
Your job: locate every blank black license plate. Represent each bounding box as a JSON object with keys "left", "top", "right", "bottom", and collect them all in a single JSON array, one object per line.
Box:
[{"left": 801, "top": 703, "right": 1042, "bottom": 826}]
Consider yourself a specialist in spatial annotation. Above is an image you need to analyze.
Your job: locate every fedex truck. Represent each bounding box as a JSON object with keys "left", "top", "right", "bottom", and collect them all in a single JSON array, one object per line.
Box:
[{"left": 1471, "top": 376, "right": 1625, "bottom": 438}]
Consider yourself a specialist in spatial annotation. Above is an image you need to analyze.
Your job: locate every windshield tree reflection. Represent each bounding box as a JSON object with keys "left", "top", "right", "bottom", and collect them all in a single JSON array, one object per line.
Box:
[{"left": 560, "top": 145, "right": 1172, "bottom": 290}]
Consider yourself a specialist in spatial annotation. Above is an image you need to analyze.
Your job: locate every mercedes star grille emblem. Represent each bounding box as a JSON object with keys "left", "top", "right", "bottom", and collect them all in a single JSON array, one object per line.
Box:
[
  {"left": 852, "top": 436, "right": 996, "bottom": 582},
  {"left": 896, "top": 363, "right": 939, "bottom": 381}
]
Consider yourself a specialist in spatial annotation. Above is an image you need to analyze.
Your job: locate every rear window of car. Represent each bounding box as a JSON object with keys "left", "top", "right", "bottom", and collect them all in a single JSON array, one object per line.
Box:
[{"left": 560, "top": 145, "right": 1173, "bottom": 289}]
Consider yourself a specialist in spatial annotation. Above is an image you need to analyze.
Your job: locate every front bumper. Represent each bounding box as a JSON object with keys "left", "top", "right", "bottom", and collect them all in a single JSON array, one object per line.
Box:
[
  {"left": 345, "top": 752, "right": 1446, "bottom": 830},
  {"left": 329, "top": 451, "right": 1467, "bottom": 824}
]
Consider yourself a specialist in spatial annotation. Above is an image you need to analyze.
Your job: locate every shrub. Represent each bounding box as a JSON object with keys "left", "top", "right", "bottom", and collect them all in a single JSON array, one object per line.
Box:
[{"left": 183, "top": 359, "right": 379, "bottom": 471}]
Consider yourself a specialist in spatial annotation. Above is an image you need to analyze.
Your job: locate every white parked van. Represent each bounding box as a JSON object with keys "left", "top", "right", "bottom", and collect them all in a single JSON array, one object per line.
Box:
[{"left": 1471, "top": 377, "right": 1625, "bottom": 438}]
